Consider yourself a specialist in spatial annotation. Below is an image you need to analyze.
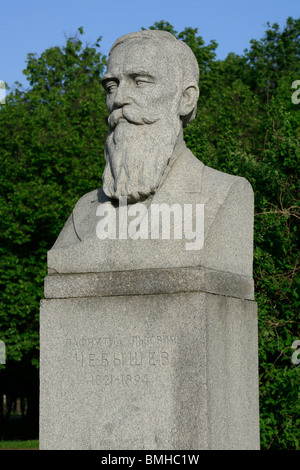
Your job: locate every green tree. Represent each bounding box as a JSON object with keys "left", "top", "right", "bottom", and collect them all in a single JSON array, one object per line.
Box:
[
  {"left": 245, "top": 17, "right": 300, "bottom": 97},
  {"left": 0, "top": 19, "right": 299, "bottom": 448},
  {"left": 146, "top": 19, "right": 300, "bottom": 449},
  {"left": 0, "top": 28, "right": 107, "bottom": 438}
]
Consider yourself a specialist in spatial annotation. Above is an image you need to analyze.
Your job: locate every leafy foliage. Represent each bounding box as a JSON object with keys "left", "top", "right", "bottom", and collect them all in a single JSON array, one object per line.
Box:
[
  {"left": 0, "top": 28, "right": 107, "bottom": 437},
  {"left": 147, "top": 18, "right": 300, "bottom": 449},
  {"left": 0, "top": 20, "right": 299, "bottom": 447}
]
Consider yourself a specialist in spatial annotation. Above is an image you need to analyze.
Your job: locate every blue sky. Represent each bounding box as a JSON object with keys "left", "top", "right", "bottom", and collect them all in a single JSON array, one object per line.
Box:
[{"left": 1, "top": 0, "right": 299, "bottom": 90}]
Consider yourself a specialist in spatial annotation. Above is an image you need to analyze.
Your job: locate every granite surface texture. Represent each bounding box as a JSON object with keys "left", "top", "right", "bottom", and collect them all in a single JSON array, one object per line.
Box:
[{"left": 40, "top": 291, "right": 259, "bottom": 450}]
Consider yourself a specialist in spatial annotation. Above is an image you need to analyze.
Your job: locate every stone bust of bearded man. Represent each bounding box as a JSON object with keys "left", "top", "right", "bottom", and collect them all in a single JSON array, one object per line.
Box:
[
  {"left": 101, "top": 30, "right": 199, "bottom": 203},
  {"left": 48, "top": 30, "right": 254, "bottom": 284}
]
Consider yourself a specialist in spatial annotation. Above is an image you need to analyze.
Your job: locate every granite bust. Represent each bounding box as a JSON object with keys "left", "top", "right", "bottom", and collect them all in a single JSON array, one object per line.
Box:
[
  {"left": 41, "top": 30, "right": 259, "bottom": 450},
  {"left": 48, "top": 30, "right": 254, "bottom": 279}
]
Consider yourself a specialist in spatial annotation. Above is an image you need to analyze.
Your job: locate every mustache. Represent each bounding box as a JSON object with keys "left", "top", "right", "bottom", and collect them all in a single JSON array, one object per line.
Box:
[{"left": 108, "top": 106, "right": 158, "bottom": 129}]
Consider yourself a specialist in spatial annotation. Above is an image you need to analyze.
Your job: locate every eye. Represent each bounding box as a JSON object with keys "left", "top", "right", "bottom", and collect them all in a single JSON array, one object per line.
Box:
[
  {"left": 105, "top": 81, "right": 118, "bottom": 94},
  {"left": 134, "top": 76, "right": 154, "bottom": 87},
  {"left": 135, "top": 79, "right": 146, "bottom": 86}
]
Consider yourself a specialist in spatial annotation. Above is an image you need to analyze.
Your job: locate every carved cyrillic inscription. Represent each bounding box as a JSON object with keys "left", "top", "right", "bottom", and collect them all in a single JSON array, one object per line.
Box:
[
  {"left": 66, "top": 334, "right": 178, "bottom": 349},
  {"left": 74, "top": 351, "right": 169, "bottom": 367},
  {"left": 65, "top": 334, "right": 176, "bottom": 388},
  {"left": 88, "top": 373, "right": 149, "bottom": 387}
]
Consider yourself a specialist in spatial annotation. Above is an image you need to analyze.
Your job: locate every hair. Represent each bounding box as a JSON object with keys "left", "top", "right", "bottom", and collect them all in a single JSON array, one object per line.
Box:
[{"left": 109, "top": 30, "right": 200, "bottom": 127}]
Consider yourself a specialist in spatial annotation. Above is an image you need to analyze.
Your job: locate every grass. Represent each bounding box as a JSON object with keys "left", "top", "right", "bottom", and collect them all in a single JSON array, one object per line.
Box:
[{"left": 0, "top": 440, "right": 39, "bottom": 450}]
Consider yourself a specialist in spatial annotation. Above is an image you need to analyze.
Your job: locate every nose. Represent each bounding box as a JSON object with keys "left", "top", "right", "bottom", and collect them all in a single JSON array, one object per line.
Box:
[{"left": 113, "top": 81, "right": 131, "bottom": 109}]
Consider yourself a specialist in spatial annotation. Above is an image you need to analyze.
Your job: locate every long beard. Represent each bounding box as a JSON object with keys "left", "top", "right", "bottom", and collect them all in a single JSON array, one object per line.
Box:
[{"left": 102, "top": 107, "right": 181, "bottom": 203}]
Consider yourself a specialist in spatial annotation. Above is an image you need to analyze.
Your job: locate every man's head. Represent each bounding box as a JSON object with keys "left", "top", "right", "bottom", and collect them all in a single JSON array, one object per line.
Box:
[{"left": 101, "top": 30, "right": 199, "bottom": 203}]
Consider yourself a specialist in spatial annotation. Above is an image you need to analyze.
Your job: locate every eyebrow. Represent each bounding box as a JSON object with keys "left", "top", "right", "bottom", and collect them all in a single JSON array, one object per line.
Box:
[
  {"left": 124, "top": 69, "right": 154, "bottom": 77},
  {"left": 101, "top": 69, "right": 155, "bottom": 84},
  {"left": 101, "top": 73, "right": 116, "bottom": 84}
]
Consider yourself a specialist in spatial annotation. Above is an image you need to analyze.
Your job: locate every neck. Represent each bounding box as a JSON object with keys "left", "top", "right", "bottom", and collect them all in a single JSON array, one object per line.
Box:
[{"left": 172, "top": 127, "right": 185, "bottom": 157}]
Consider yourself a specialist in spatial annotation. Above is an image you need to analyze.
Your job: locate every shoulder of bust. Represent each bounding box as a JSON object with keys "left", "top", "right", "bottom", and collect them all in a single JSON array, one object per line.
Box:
[{"left": 202, "top": 164, "right": 253, "bottom": 202}]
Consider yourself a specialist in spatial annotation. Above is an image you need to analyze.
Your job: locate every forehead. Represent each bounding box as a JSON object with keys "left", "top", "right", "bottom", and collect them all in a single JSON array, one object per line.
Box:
[{"left": 106, "top": 39, "right": 181, "bottom": 78}]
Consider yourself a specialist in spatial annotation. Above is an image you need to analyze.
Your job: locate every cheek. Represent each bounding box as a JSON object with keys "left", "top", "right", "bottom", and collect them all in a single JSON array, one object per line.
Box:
[{"left": 147, "top": 85, "right": 181, "bottom": 112}]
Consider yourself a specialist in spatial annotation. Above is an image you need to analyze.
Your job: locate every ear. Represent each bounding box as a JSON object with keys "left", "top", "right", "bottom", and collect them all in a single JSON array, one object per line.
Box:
[{"left": 179, "top": 85, "right": 199, "bottom": 117}]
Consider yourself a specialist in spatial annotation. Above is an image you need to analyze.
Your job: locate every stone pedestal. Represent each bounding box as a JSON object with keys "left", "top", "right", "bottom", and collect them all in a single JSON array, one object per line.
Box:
[{"left": 40, "top": 267, "right": 259, "bottom": 450}]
